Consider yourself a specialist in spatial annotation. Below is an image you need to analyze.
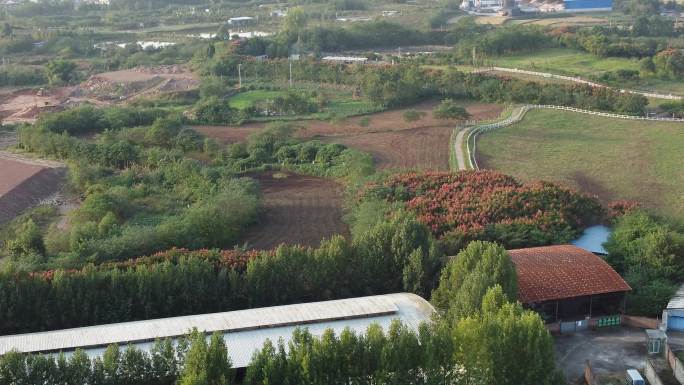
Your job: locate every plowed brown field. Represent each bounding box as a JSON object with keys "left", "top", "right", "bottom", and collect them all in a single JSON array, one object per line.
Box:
[
  {"left": 240, "top": 171, "right": 349, "bottom": 250},
  {"left": 194, "top": 101, "right": 503, "bottom": 171},
  {"left": 0, "top": 157, "right": 65, "bottom": 224}
]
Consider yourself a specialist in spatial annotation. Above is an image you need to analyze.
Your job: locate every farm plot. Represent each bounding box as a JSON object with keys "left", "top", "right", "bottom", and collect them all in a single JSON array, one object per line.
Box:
[
  {"left": 476, "top": 109, "right": 684, "bottom": 218},
  {"left": 323, "top": 126, "right": 454, "bottom": 171},
  {"left": 0, "top": 154, "right": 65, "bottom": 224},
  {"left": 240, "top": 171, "right": 349, "bottom": 250},
  {"left": 195, "top": 101, "right": 504, "bottom": 171}
]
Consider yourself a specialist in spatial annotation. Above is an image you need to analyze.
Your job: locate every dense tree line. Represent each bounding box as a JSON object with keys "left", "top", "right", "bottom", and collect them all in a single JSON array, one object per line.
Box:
[
  {"left": 0, "top": 240, "right": 562, "bottom": 385},
  {"left": 0, "top": 65, "right": 46, "bottom": 87},
  {"left": 246, "top": 286, "right": 562, "bottom": 385},
  {"left": 0, "top": 330, "right": 232, "bottom": 385},
  {"left": 0, "top": 212, "right": 442, "bottom": 334},
  {"left": 604, "top": 211, "right": 684, "bottom": 316},
  {"left": 197, "top": 55, "right": 649, "bottom": 114}
]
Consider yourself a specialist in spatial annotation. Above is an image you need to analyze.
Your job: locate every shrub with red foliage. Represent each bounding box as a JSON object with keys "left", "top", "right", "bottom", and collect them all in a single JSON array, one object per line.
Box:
[
  {"left": 362, "top": 170, "right": 604, "bottom": 251},
  {"left": 34, "top": 248, "right": 264, "bottom": 281},
  {"left": 607, "top": 200, "right": 642, "bottom": 221}
]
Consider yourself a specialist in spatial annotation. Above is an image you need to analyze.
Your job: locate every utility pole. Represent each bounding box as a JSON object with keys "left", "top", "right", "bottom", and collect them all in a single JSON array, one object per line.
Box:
[
  {"left": 289, "top": 60, "right": 293, "bottom": 87},
  {"left": 472, "top": 46, "right": 477, "bottom": 67},
  {"left": 238, "top": 63, "right": 242, "bottom": 88}
]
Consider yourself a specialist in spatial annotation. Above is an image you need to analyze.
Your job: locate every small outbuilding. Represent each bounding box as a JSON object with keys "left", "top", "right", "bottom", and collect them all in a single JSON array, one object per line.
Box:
[
  {"left": 228, "top": 16, "right": 255, "bottom": 26},
  {"left": 509, "top": 245, "right": 631, "bottom": 322},
  {"left": 571, "top": 225, "right": 612, "bottom": 255},
  {"left": 662, "top": 282, "right": 684, "bottom": 331}
]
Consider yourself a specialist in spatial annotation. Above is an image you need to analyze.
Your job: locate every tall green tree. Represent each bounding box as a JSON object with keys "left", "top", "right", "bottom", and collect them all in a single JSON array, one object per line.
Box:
[
  {"left": 431, "top": 241, "right": 518, "bottom": 321},
  {"left": 453, "top": 286, "right": 564, "bottom": 385},
  {"left": 46, "top": 59, "right": 77, "bottom": 86}
]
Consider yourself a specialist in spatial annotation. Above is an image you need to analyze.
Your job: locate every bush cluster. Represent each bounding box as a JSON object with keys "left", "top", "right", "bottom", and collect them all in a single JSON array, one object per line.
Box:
[{"left": 358, "top": 171, "right": 604, "bottom": 253}]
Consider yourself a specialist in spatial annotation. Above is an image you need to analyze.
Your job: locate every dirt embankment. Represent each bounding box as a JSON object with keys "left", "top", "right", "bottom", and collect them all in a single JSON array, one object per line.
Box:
[
  {"left": 0, "top": 154, "right": 66, "bottom": 224},
  {"left": 240, "top": 171, "right": 349, "bottom": 250},
  {"left": 0, "top": 65, "right": 199, "bottom": 125}
]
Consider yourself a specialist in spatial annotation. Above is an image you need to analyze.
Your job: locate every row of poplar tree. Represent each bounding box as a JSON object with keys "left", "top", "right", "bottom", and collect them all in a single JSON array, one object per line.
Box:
[{"left": 0, "top": 241, "right": 564, "bottom": 385}]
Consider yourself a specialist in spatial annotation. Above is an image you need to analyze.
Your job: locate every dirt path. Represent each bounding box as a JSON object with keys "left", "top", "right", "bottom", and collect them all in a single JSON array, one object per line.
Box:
[{"left": 240, "top": 171, "right": 349, "bottom": 250}]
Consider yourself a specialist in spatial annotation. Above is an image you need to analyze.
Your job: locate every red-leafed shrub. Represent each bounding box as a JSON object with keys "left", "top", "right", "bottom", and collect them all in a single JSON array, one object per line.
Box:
[
  {"left": 361, "top": 170, "right": 604, "bottom": 252},
  {"left": 607, "top": 200, "right": 642, "bottom": 221}
]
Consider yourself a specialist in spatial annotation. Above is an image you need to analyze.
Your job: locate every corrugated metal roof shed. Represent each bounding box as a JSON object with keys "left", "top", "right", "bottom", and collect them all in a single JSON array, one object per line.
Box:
[
  {"left": 0, "top": 293, "right": 433, "bottom": 368},
  {"left": 667, "top": 283, "right": 684, "bottom": 310}
]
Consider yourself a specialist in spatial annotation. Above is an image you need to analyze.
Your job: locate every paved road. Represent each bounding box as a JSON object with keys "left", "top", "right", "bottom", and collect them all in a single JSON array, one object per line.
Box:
[
  {"left": 454, "top": 128, "right": 468, "bottom": 170},
  {"left": 555, "top": 328, "right": 646, "bottom": 382}
]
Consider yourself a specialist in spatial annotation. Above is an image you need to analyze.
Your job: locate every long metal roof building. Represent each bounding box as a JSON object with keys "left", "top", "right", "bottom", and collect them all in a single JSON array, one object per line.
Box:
[{"left": 0, "top": 293, "right": 433, "bottom": 368}]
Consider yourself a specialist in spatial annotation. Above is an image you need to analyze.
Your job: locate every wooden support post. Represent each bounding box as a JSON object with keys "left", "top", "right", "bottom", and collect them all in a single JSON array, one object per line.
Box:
[{"left": 556, "top": 300, "right": 559, "bottom": 322}]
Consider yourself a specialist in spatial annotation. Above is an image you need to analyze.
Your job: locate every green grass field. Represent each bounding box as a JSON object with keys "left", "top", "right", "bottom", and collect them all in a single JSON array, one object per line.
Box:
[
  {"left": 227, "top": 90, "right": 286, "bottom": 109},
  {"left": 488, "top": 48, "right": 684, "bottom": 95},
  {"left": 229, "top": 87, "right": 380, "bottom": 121},
  {"left": 476, "top": 109, "right": 684, "bottom": 218},
  {"left": 489, "top": 48, "right": 640, "bottom": 77}
]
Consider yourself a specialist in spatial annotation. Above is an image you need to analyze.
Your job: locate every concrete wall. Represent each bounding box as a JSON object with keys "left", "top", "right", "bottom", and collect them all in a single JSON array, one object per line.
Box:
[
  {"left": 623, "top": 315, "right": 659, "bottom": 330},
  {"left": 584, "top": 360, "right": 600, "bottom": 385},
  {"left": 645, "top": 359, "right": 666, "bottom": 385},
  {"left": 665, "top": 343, "right": 684, "bottom": 384}
]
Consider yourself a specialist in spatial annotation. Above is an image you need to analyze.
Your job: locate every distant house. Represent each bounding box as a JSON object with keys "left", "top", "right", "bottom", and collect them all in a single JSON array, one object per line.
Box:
[
  {"left": 509, "top": 245, "right": 631, "bottom": 322},
  {"left": 228, "top": 16, "right": 255, "bottom": 26},
  {"left": 322, "top": 56, "right": 368, "bottom": 64}
]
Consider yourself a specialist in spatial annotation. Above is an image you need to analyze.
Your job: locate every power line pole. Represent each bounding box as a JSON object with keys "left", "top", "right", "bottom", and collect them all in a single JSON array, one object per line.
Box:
[
  {"left": 289, "top": 60, "right": 293, "bottom": 87},
  {"left": 238, "top": 63, "right": 242, "bottom": 88}
]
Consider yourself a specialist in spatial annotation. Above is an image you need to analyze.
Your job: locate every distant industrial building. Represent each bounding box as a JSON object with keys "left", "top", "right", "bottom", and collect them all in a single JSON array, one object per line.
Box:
[
  {"left": 0, "top": 293, "right": 433, "bottom": 368},
  {"left": 463, "top": 0, "right": 612, "bottom": 14},
  {"left": 509, "top": 245, "right": 631, "bottom": 322},
  {"left": 322, "top": 56, "right": 368, "bottom": 64},
  {"left": 561, "top": 0, "right": 613, "bottom": 12}
]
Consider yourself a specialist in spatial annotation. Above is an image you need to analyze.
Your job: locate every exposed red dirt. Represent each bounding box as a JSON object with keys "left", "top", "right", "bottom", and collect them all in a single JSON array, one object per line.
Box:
[
  {"left": 0, "top": 65, "right": 199, "bottom": 125},
  {"left": 324, "top": 126, "right": 455, "bottom": 171},
  {"left": 0, "top": 157, "right": 65, "bottom": 224},
  {"left": 240, "top": 171, "right": 349, "bottom": 250},
  {"left": 0, "top": 158, "right": 45, "bottom": 196}
]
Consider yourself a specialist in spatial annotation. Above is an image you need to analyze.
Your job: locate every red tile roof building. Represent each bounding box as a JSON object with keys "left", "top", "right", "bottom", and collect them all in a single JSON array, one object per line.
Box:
[{"left": 509, "top": 245, "right": 631, "bottom": 305}]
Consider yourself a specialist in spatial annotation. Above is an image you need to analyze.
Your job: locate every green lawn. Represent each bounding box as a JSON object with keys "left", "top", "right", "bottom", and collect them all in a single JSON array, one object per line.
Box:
[
  {"left": 476, "top": 109, "right": 684, "bottom": 219},
  {"left": 489, "top": 48, "right": 640, "bottom": 77},
  {"left": 227, "top": 90, "right": 286, "bottom": 109},
  {"left": 488, "top": 48, "right": 684, "bottom": 95}
]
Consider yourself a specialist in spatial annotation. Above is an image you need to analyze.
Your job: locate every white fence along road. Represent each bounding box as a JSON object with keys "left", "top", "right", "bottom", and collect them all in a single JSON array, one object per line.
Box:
[{"left": 455, "top": 105, "right": 684, "bottom": 171}]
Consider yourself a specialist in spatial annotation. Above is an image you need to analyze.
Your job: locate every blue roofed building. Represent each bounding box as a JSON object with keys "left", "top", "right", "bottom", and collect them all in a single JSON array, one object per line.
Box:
[
  {"left": 563, "top": 0, "right": 613, "bottom": 12},
  {"left": 571, "top": 225, "right": 612, "bottom": 255}
]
